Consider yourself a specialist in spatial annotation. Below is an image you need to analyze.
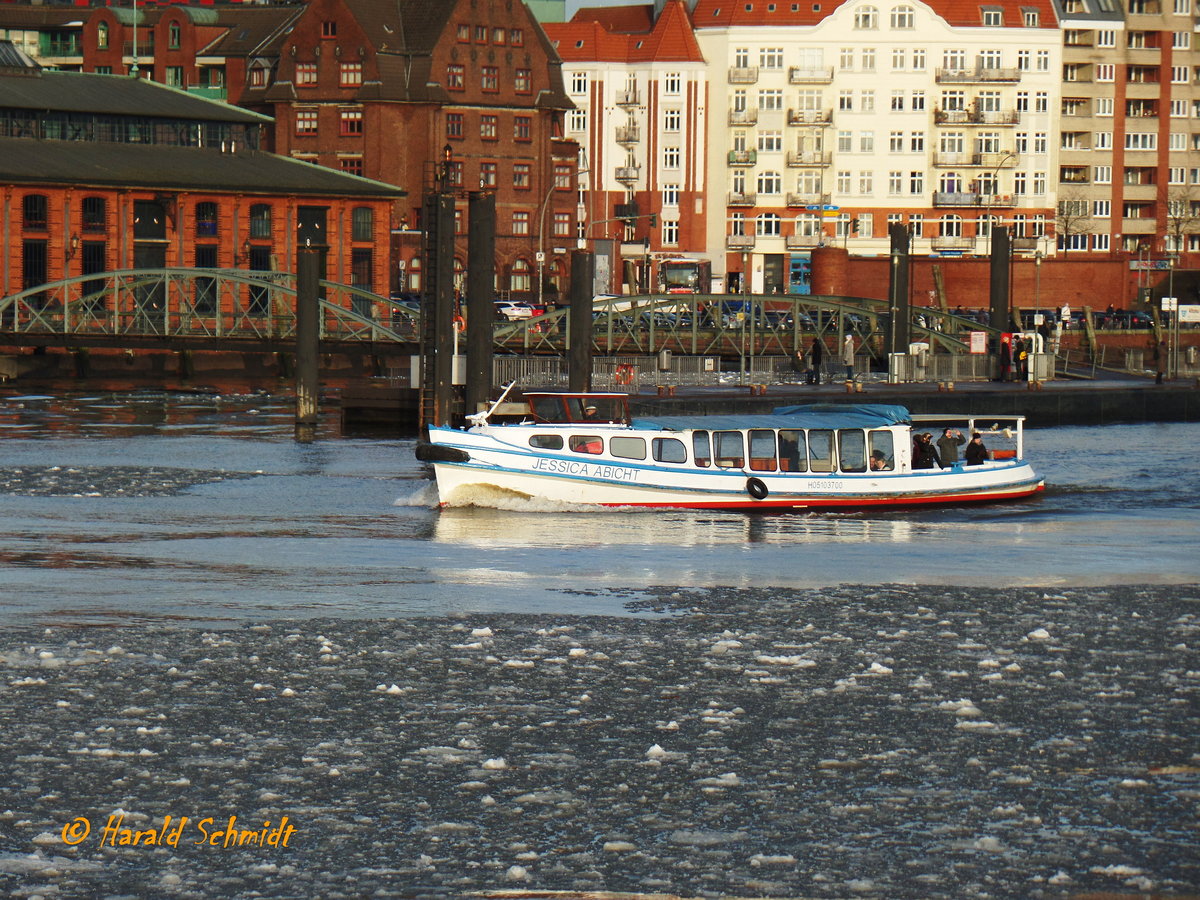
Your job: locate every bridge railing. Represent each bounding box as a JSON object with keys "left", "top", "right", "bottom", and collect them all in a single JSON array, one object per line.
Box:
[{"left": 0, "top": 269, "right": 417, "bottom": 344}]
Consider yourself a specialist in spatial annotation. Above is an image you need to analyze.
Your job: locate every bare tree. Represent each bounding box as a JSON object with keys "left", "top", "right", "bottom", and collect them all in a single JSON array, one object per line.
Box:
[
  {"left": 1055, "top": 189, "right": 1093, "bottom": 257},
  {"left": 1165, "top": 186, "right": 1200, "bottom": 254}
]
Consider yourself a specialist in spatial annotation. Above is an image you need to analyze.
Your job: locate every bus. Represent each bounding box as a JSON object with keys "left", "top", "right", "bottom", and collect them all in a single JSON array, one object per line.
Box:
[{"left": 658, "top": 258, "right": 712, "bottom": 294}]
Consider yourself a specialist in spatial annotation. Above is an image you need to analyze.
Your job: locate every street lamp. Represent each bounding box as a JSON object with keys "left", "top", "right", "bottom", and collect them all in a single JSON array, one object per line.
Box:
[{"left": 537, "top": 164, "right": 589, "bottom": 309}]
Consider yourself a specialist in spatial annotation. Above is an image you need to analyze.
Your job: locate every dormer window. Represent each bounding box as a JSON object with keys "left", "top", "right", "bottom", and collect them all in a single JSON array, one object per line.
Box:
[
  {"left": 322, "top": 20, "right": 337, "bottom": 38},
  {"left": 982, "top": 7, "right": 1003, "bottom": 25}
]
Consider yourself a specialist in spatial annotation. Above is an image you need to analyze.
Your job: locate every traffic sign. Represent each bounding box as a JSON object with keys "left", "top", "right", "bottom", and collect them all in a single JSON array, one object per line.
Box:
[
  {"left": 1162, "top": 296, "right": 1178, "bottom": 311},
  {"left": 821, "top": 205, "right": 840, "bottom": 211}
]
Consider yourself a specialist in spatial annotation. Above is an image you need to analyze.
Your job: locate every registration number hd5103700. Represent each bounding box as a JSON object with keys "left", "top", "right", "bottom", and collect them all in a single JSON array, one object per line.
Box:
[{"left": 808, "top": 480, "right": 840, "bottom": 491}]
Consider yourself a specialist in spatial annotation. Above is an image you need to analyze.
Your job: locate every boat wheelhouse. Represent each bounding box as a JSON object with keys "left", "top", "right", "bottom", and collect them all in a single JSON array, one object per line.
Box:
[{"left": 417, "top": 392, "right": 1044, "bottom": 511}]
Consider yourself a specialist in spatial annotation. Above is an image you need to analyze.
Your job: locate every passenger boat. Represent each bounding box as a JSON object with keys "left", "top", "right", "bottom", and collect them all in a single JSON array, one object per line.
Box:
[{"left": 416, "top": 390, "right": 1044, "bottom": 511}]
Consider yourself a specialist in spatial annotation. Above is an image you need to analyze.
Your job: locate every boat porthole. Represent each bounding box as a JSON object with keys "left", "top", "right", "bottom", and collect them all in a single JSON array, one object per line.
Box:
[{"left": 746, "top": 477, "right": 769, "bottom": 500}]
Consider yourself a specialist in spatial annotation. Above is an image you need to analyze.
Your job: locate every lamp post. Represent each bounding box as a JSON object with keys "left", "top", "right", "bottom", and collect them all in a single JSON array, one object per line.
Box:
[
  {"left": 1167, "top": 251, "right": 1179, "bottom": 379},
  {"left": 537, "top": 164, "right": 589, "bottom": 310}
]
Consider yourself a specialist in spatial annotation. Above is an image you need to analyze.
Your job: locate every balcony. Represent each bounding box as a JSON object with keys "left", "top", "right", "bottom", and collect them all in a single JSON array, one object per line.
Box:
[
  {"left": 727, "top": 191, "right": 757, "bottom": 206},
  {"left": 787, "top": 108, "right": 832, "bottom": 125},
  {"left": 727, "top": 149, "right": 757, "bottom": 166},
  {"left": 786, "top": 150, "right": 832, "bottom": 167},
  {"left": 728, "top": 108, "right": 759, "bottom": 126},
  {"left": 932, "top": 150, "right": 1017, "bottom": 167},
  {"left": 42, "top": 39, "right": 82, "bottom": 57},
  {"left": 615, "top": 125, "right": 640, "bottom": 144},
  {"left": 788, "top": 66, "right": 834, "bottom": 83},
  {"left": 786, "top": 192, "right": 830, "bottom": 207},
  {"left": 935, "top": 67, "right": 1021, "bottom": 83},
  {"left": 931, "top": 235, "right": 977, "bottom": 251},
  {"left": 934, "top": 191, "right": 1010, "bottom": 207},
  {"left": 1060, "top": 169, "right": 1090, "bottom": 184},
  {"left": 615, "top": 165, "right": 641, "bottom": 182},
  {"left": 615, "top": 89, "right": 640, "bottom": 106},
  {"left": 728, "top": 65, "right": 759, "bottom": 84},
  {"left": 934, "top": 108, "right": 1019, "bottom": 126},
  {"left": 786, "top": 233, "right": 824, "bottom": 249},
  {"left": 186, "top": 85, "right": 228, "bottom": 101},
  {"left": 727, "top": 234, "right": 757, "bottom": 250}
]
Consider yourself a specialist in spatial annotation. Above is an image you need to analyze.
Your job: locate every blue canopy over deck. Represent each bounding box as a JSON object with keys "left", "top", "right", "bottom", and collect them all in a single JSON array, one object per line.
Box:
[{"left": 630, "top": 404, "right": 912, "bottom": 433}]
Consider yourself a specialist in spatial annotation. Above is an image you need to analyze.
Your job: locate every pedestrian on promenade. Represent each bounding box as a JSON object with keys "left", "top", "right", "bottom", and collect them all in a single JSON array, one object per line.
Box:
[
  {"left": 808, "top": 337, "right": 823, "bottom": 385},
  {"left": 841, "top": 334, "right": 855, "bottom": 381}
]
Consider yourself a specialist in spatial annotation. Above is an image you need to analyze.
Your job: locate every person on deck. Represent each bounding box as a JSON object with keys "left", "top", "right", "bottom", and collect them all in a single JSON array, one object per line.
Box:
[
  {"left": 912, "top": 432, "right": 941, "bottom": 469},
  {"left": 965, "top": 432, "right": 990, "bottom": 465},
  {"left": 936, "top": 428, "right": 966, "bottom": 465}
]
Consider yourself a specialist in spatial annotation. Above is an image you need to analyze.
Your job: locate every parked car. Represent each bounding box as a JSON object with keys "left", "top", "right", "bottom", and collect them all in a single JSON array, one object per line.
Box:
[{"left": 494, "top": 301, "right": 536, "bottom": 321}]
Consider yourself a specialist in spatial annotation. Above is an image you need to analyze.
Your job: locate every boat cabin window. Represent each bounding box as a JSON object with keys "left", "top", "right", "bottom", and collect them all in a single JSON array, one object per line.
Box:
[
  {"left": 838, "top": 429, "right": 867, "bottom": 473},
  {"left": 868, "top": 430, "right": 895, "bottom": 471},
  {"left": 653, "top": 437, "right": 688, "bottom": 464},
  {"left": 527, "top": 394, "right": 627, "bottom": 424},
  {"left": 692, "top": 431, "right": 711, "bottom": 467},
  {"left": 610, "top": 436, "right": 647, "bottom": 460},
  {"left": 779, "top": 429, "right": 806, "bottom": 472},
  {"left": 569, "top": 434, "right": 604, "bottom": 455},
  {"left": 714, "top": 431, "right": 745, "bottom": 468},
  {"left": 529, "top": 434, "right": 564, "bottom": 450},
  {"left": 748, "top": 429, "right": 777, "bottom": 472},
  {"left": 808, "top": 429, "right": 835, "bottom": 473}
]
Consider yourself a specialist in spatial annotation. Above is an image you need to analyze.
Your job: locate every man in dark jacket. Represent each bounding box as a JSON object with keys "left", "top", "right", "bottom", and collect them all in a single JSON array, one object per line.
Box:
[
  {"left": 936, "top": 428, "right": 966, "bottom": 465},
  {"left": 912, "top": 432, "right": 941, "bottom": 469}
]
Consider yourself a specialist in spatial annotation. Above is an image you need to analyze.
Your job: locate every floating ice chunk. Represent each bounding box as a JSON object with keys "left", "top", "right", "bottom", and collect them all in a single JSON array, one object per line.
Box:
[
  {"left": 471, "top": 627, "right": 494, "bottom": 638},
  {"left": 956, "top": 720, "right": 1000, "bottom": 732},
  {"left": 481, "top": 757, "right": 507, "bottom": 770},
  {"left": 502, "top": 659, "right": 534, "bottom": 668},
  {"left": 603, "top": 841, "right": 636, "bottom": 852},
  {"left": 867, "top": 662, "right": 893, "bottom": 675},
  {"left": 709, "top": 640, "right": 743, "bottom": 655},
  {"left": 750, "top": 854, "right": 797, "bottom": 866},
  {"left": 567, "top": 648, "right": 587, "bottom": 658},
  {"left": 1091, "top": 865, "right": 1145, "bottom": 877},
  {"left": 1048, "top": 871, "right": 1072, "bottom": 885},
  {"left": 1027, "top": 628, "right": 1051, "bottom": 640},
  {"left": 645, "top": 744, "right": 667, "bottom": 759},
  {"left": 696, "top": 772, "right": 740, "bottom": 787},
  {"left": 974, "top": 836, "right": 1005, "bottom": 852},
  {"left": 386, "top": 685, "right": 403, "bottom": 695},
  {"left": 755, "top": 655, "right": 817, "bottom": 667},
  {"left": 669, "top": 830, "right": 748, "bottom": 846},
  {"left": 280, "top": 688, "right": 296, "bottom": 697},
  {"left": 505, "top": 865, "right": 529, "bottom": 881},
  {"left": 1118, "top": 779, "right": 1150, "bottom": 788}
]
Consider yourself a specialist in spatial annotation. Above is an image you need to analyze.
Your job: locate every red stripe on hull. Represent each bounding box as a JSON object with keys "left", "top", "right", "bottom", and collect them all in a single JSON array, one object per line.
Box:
[{"left": 594, "top": 483, "right": 1045, "bottom": 511}]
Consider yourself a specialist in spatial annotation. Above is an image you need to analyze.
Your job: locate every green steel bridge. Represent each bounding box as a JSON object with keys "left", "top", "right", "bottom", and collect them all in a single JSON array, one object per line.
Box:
[{"left": 0, "top": 268, "right": 989, "bottom": 360}]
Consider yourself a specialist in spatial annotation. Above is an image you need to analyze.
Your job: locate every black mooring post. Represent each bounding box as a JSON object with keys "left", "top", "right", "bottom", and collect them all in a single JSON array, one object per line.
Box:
[
  {"left": 295, "top": 244, "right": 324, "bottom": 442},
  {"left": 568, "top": 250, "right": 595, "bottom": 393},
  {"left": 466, "top": 191, "right": 496, "bottom": 416},
  {"left": 887, "top": 223, "right": 911, "bottom": 357},
  {"left": 990, "top": 226, "right": 1012, "bottom": 334}
]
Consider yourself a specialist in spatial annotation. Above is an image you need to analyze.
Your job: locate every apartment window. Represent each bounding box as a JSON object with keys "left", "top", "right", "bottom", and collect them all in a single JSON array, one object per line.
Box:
[
  {"left": 568, "top": 109, "right": 586, "bottom": 132},
  {"left": 552, "top": 211, "right": 571, "bottom": 237},
  {"left": 758, "top": 130, "right": 782, "bottom": 151},
  {"left": 296, "top": 63, "right": 317, "bottom": 85},
  {"left": 910, "top": 131, "right": 925, "bottom": 151},
  {"left": 912, "top": 49, "right": 926, "bottom": 70},
  {"left": 909, "top": 213, "right": 924, "bottom": 235},
  {"left": 858, "top": 171, "right": 873, "bottom": 194},
  {"left": 570, "top": 72, "right": 587, "bottom": 93},
  {"left": 837, "top": 170, "right": 852, "bottom": 193},
  {"left": 1126, "top": 133, "right": 1157, "bottom": 150},
  {"left": 339, "top": 62, "right": 362, "bottom": 87},
  {"left": 340, "top": 109, "right": 363, "bottom": 135},
  {"left": 859, "top": 131, "right": 875, "bottom": 152},
  {"left": 839, "top": 90, "right": 854, "bottom": 111},
  {"left": 664, "top": 72, "right": 681, "bottom": 94},
  {"left": 513, "top": 163, "right": 531, "bottom": 189},
  {"left": 838, "top": 130, "right": 853, "bottom": 152},
  {"left": 1093, "top": 200, "right": 1111, "bottom": 217},
  {"left": 166, "top": 67, "right": 184, "bottom": 88},
  {"left": 761, "top": 47, "right": 784, "bottom": 68},
  {"left": 665, "top": 109, "right": 682, "bottom": 132},
  {"left": 1035, "top": 92, "right": 1048, "bottom": 113},
  {"left": 1013, "top": 171, "right": 1027, "bottom": 194},
  {"left": 515, "top": 69, "right": 531, "bottom": 93},
  {"left": 81, "top": 196, "right": 106, "bottom": 233},
  {"left": 889, "top": 131, "right": 904, "bottom": 152},
  {"left": 1034, "top": 133, "right": 1047, "bottom": 153},
  {"left": 891, "top": 5, "right": 915, "bottom": 27},
  {"left": 1097, "top": 29, "right": 1115, "bottom": 47},
  {"left": 446, "top": 113, "right": 463, "bottom": 139},
  {"left": 664, "top": 147, "right": 681, "bottom": 168},
  {"left": 480, "top": 115, "right": 498, "bottom": 140},
  {"left": 249, "top": 65, "right": 267, "bottom": 87},
  {"left": 982, "top": 8, "right": 1003, "bottom": 25},
  {"left": 1171, "top": 132, "right": 1187, "bottom": 150},
  {"left": 195, "top": 201, "right": 219, "bottom": 238},
  {"left": 854, "top": 5, "right": 878, "bottom": 28},
  {"left": 759, "top": 89, "right": 783, "bottom": 110},
  {"left": 663, "top": 184, "right": 680, "bottom": 207},
  {"left": 889, "top": 171, "right": 903, "bottom": 194},
  {"left": 322, "top": 20, "right": 337, "bottom": 38},
  {"left": 862, "top": 49, "right": 876, "bottom": 70},
  {"left": 475, "top": 25, "right": 487, "bottom": 42},
  {"left": 1170, "top": 167, "right": 1186, "bottom": 184},
  {"left": 1015, "top": 132, "right": 1028, "bottom": 153},
  {"left": 1036, "top": 50, "right": 1049, "bottom": 70},
  {"left": 1171, "top": 99, "right": 1187, "bottom": 117},
  {"left": 482, "top": 67, "right": 499, "bottom": 91},
  {"left": 1097, "top": 64, "right": 1114, "bottom": 82},
  {"left": 511, "top": 28, "right": 524, "bottom": 46},
  {"left": 514, "top": 117, "right": 531, "bottom": 141},
  {"left": 1173, "top": 66, "right": 1189, "bottom": 84},
  {"left": 1023, "top": 8, "right": 1039, "bottom": 25},
  {"left": 944, "top": 49, "right": 967, "bottom": 70},
  {"left": 758, "top": 171, "right": 782, "bottom": 194},
  {"left": 911, "top": 90, "right": 925, "bottom": 111},
  {"left": 1096, "top": 97, "right": 1113, "bottom": 116},
  {"left": 512, "top": 211, "right": 530, "bottom": 235},
  {"left": 942, "top": 90, "right": 965, "bottom": 111},
  {"left": 1094, "top": 165, "right": 1111, "bottom": 183},
  {"left": 1096, "top": 131, "right": 1112, "bottom": 149},
  {"left": 457, "top": 23, "right": 470, "bottom": 41},
  {"left": 1018, "top": 50, "right": 1030, "bottom": 70},
  {"left": 892, "top": 49, "right": 906, "bottom": 69},
  {"left": 910, "top": 171, "right": 924, "bottom": 193},
  {"left": 735, "top": 47, "right": 750, "bottom": 67},
  {"left": 493, "top": 27, "right": 507, "bottom": 44},
  {"left": 1094, "top": 235, "right": 1110, "bottom": 252},
  {"left": 1174, "top": 31, "right": 1191, "bottom": 49},
  {"left": 662, "top": 220, "right": 679, "bottom": 245},
  {"left": 295, "top": 109, "right": 318, "bottom": 134},
  {"left": 1033, "top": 172, "right": 1046, "bottom": 193},
  {"left": 861, "top": 90, "right": 875, "bottom": 112}
]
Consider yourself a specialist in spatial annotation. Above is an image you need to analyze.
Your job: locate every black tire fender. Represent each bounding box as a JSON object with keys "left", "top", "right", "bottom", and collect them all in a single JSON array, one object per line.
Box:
[
  {"left": 415, "top": 442, "right": 470, "bottom": 463},
  {"left": 746, "top": 476, "right": 769, "bottom": 500}
]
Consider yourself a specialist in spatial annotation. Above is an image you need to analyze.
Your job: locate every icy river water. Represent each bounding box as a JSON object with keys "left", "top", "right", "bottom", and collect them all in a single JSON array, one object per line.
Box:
[{"left": 0, "top": 391, "right": 1196, "bottom": 899}]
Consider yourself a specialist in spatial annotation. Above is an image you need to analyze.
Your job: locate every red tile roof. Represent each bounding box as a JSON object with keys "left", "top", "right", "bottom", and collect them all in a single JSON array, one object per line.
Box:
[
  {"left": 689, "top": 0, "right": 1058, "bottom": 29},
  {"left": 547, "top": 0, "right": 704, "bottom": 63}
]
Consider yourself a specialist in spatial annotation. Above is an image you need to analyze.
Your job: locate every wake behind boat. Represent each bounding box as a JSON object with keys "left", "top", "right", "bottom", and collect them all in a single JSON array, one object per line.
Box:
[{"left": 416, "top": 391, "right": 1044, "bottom": 511}]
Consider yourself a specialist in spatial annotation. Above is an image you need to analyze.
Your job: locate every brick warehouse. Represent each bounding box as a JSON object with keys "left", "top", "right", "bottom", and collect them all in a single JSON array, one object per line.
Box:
[{"left": 0, "top": 48, "right": 402, "bottom": 306}]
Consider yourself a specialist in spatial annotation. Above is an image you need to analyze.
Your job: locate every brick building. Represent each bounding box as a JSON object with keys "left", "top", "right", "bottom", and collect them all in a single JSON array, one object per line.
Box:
[{"left": 0, "top": 49, "right": 402, "bottom": 304}]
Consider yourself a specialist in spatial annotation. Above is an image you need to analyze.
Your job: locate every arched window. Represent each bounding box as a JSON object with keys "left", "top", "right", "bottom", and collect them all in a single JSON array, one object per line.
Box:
[
  {"left": 22, "top": 194, "right": 48, "bottom": 231},
  {"left": 195, "top": 201, "right": 219, "bottom": 238},
  {"left": 977, "top": 214, "right": 998, "bottom": 237},
  {"left": 939, "top": 214, "right": 963, "bottom": 237},
  {"left": 169, "top": 22, "right": 181, "bottom": 49},
  {"left": 938, "top": 172, "right": 962, "bottom": 193},
  {"left": 854, "top": 5, "right": 878, "bottom": 28},
  {"left": 795, "top": 214, "right": 822, "bottom": 237},
  {"left": 890, "top": 5, "right": 914, "bottom": 28},
  {"left": 249, "top": 204, "right": 271, "bottom": 239},
  {"left": 757, "top": 213, "right": 781, "bottom": 236},
  {"left": 97, "top": 22, "right": 109, "bottom": 50},
  {"left": 756, "top": 171, "right": 782, "bottom": 195},
  {"left": 510, "top": 258, "right": 532, "bottom": 292}
]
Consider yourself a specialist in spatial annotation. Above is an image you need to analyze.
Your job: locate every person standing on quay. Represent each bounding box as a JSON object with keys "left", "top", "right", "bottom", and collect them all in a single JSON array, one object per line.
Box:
[
  {"left": 808, "top": 337, "right": 824, "bottom": 385},
  {"left": 841, "top": 333, "right": 855, "bottom": 381}
]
